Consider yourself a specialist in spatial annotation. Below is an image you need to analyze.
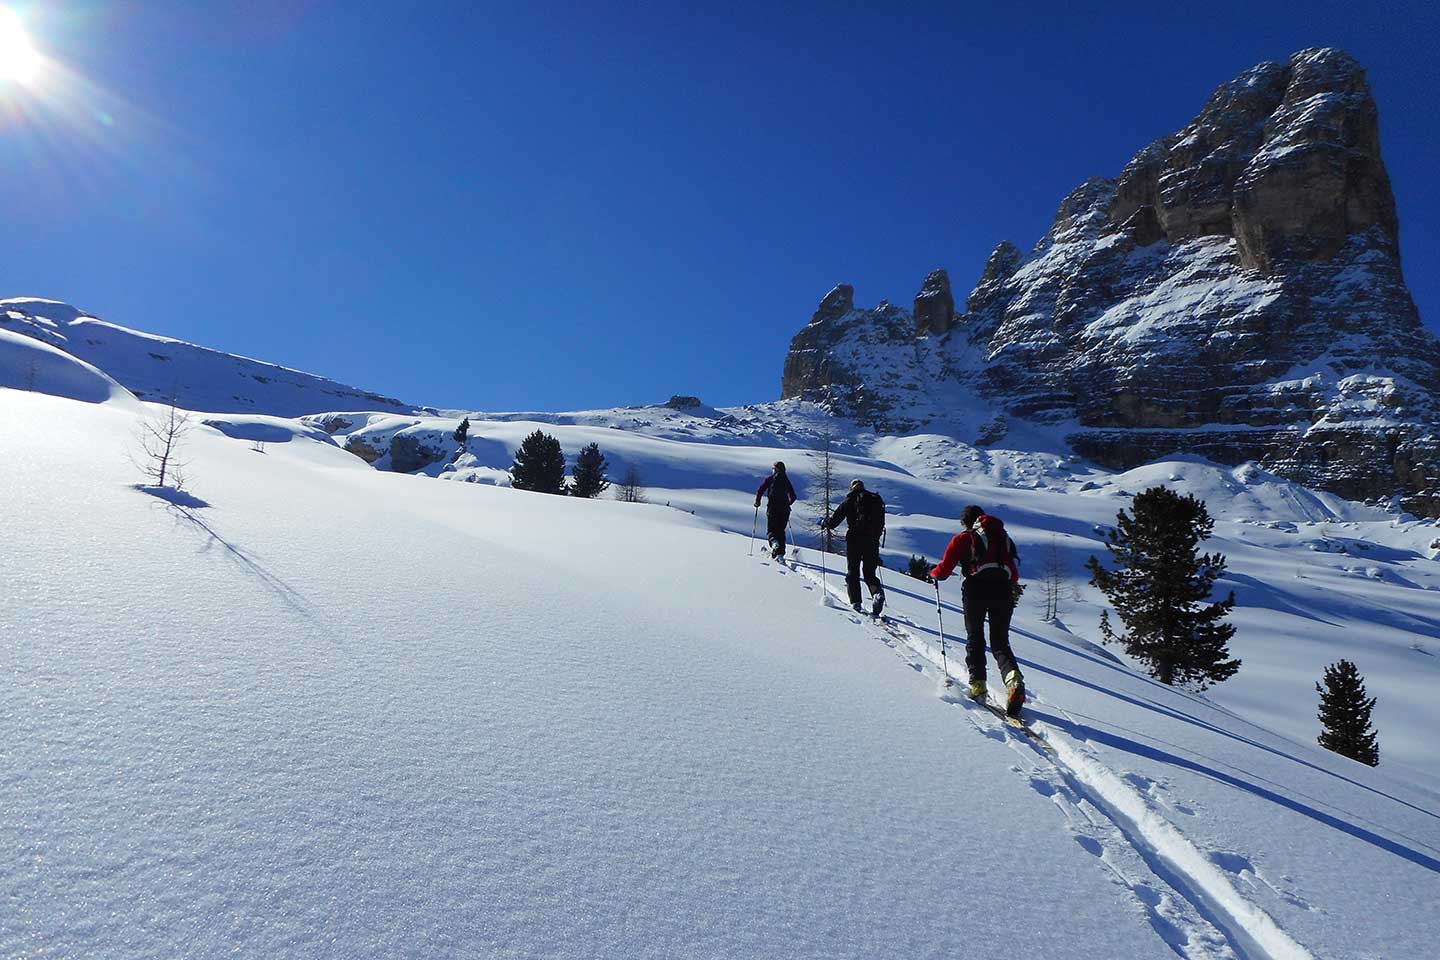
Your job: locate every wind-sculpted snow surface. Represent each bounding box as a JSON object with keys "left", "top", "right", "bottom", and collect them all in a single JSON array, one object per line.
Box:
[{"left": 4, "top": 387, "right": 1439, "bottom": 959}]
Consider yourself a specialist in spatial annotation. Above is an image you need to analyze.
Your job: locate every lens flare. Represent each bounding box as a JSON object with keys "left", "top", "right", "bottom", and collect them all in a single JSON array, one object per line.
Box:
[{"left": 0, "top": 7, "right": 42, "bottom": 85}]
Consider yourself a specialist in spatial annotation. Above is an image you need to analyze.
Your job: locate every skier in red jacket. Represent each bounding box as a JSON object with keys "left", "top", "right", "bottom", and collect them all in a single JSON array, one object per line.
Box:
[{"left": 931, "top": 504, "right": 1025, "bottom": 716}]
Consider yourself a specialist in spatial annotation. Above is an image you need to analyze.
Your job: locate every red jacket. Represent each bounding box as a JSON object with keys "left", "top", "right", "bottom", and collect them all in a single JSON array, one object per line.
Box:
[{"left": 930, "top": 525, "right": 1019, "bottom": 583}]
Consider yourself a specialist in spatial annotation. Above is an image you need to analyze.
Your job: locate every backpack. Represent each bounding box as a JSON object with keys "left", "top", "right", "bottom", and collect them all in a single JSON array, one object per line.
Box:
[
  {"left": 851, "top": 490, "right": 886, "bottom": 539},
  {"left": 969, "top": 514, "right": 1016, "bottom": 574}
]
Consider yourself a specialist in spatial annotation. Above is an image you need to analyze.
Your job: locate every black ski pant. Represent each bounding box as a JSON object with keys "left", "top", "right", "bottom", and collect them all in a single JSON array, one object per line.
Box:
[
  {"left": 767, "top": 506, "right": 790, "bottom": 558},
  {"left": 962, "top": 569, "right": 1019, "bottom": 684},
  {"left": 845, "top": 536, "right": 883, "bottom": 607}
]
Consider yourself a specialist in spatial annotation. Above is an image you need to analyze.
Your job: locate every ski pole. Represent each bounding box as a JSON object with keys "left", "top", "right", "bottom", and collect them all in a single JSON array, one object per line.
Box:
[
  {"left": 934, "top": 580, "right": 951, "bottom": 687},
  {"left": 749, "top": 504, "right": 758, "bottom": 556},
  {"left": 820, "top": 523, "right": 829, "bottom": 598}
]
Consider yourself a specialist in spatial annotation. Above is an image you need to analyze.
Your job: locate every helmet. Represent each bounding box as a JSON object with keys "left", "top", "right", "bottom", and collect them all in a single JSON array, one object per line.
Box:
[{"left": 849, "top": 479, "right": 865, "bottom": 491}]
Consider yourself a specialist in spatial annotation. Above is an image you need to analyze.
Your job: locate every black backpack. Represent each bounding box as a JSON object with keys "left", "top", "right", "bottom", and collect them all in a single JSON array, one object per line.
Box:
[{"left": 851, "top": 490, "right": 886, "bottom": 538}]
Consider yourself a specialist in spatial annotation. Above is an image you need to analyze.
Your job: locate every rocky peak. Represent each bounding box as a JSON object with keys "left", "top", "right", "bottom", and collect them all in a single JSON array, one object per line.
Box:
[
  {"left": 811, "top": 284, "right": 854, "bottom": 325},
  {"left": 777, "top": 48, "right": 1440, "bottom": 513},
  {"left": 913, "top": 269, "right": 955, "bottom": 336}
]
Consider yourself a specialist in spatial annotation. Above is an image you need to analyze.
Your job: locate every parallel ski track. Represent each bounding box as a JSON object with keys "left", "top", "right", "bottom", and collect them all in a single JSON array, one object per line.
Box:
[{"left": 768, "top": 554, "right": 1316, "bottom": 960}]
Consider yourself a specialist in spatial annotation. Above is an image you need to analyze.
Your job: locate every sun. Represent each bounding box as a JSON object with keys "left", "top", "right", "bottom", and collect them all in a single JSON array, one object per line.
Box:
[{"left": 0, "top": 7, "right": 42, "bottom": 85}]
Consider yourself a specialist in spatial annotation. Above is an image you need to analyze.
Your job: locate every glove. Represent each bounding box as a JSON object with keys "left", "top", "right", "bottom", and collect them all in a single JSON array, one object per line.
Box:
[
  {"left": 754, "top": 498, "right": 761, "bottom": 508},
  {"left": 929, "top": 567, "right": 945, "bottom": 582}
]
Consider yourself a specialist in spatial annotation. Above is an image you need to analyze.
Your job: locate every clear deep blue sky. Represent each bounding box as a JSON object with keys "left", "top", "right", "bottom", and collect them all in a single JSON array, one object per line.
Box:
[{"left": 3, "top": 1, "right": 1437, "bottom": 410}]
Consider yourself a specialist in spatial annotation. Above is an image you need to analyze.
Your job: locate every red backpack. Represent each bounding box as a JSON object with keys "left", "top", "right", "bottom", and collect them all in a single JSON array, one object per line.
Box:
[{"left": 969, "top": 514, "right": 1016, "bottom": 574}]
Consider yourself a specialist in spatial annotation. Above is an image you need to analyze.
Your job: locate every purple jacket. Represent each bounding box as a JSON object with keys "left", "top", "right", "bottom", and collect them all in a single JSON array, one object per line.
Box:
[{"left": 755, "top": 473, "right": 798, "bottom": 511}]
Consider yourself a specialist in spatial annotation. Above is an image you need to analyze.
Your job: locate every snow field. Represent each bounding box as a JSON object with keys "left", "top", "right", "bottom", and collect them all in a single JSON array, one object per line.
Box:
[{"left": 4, "top": 359, "right": 1440, "bottom": 957}]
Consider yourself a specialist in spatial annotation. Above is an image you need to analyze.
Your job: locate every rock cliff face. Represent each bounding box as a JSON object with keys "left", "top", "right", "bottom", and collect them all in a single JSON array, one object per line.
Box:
[{"left": 780, "top": 48, "right": 1440, "bottom": 514}]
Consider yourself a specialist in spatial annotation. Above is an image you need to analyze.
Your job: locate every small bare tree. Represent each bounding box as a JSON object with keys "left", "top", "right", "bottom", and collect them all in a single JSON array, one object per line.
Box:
[
  {"left": 615, "top": 465, "right": 647, "bottom": 503},
  {"left": 23, "top": 358, "right": 39, "bottom": 391},
  {"left": 133, "top": 393, "right": 192, "bottom": 489},
  {"left": 1039, "top": 535, "right": 1066, "bottom": 622},
  {"left": 815, "top": 428, "right": 838, "bottom": 553}
]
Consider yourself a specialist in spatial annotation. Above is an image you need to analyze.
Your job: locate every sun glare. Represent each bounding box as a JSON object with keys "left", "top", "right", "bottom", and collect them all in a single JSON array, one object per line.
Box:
[{"left": 0, "top": 7, "right": 42, "bottom": 85}]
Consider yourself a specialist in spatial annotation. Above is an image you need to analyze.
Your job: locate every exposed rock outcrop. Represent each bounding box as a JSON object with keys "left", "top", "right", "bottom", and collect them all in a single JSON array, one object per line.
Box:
[
  {"left": 913, "top": 269, "right": 955, "bottom": 336},
  {"left": 778, "top": 48, "right": 1440, "bottom": 514}
]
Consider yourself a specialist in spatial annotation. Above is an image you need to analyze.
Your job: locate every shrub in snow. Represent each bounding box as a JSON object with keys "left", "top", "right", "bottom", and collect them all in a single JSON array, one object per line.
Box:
[
  {"left": 614, "top": 465, "right": 647, "bottom": 503},
  {"left": 510, "top": 431, "right": 567, "bottom": 494},
  {"left": 570, "top": 443, "right": 610, "bottom": 499},
  {"left": 1087, "top": 486, "right": 1239, "bottom": 689},
  {"left": 1316, "top": 659, "right": 1380, "bottom": 766}
]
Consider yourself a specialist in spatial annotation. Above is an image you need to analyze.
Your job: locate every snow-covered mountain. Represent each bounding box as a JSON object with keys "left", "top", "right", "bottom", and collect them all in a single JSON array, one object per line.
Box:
[
  {"left": 781, "top": 48, "right": 1440, "bottom": 517},
  {"left": 0, "top": 297, "right": 416, "bottom": 418},
  {"left": 5, "top": 332, "right": 1439, "bottom": 959}
]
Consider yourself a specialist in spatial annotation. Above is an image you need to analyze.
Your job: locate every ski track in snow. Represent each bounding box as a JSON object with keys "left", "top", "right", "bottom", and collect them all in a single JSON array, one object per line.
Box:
[{"left": 768, "top": 553, "right": 1317, "bottom": 960}]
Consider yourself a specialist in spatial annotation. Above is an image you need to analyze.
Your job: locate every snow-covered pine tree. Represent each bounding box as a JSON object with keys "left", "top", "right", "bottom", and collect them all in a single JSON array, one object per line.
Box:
[
  {"left": 453, "top": 417, "right": 470, "bottom": 450},
  {"left": 1085, "top": 486, "right": 1239, "bottom": 689},
  {"left": 510, "top": 430, "right": 566, "bottom": 494},
  {"left": 570, "top": 442, "right": 610, "bottom": 499},
  {"left": 1316, "top": 659, "right": 1380, "bottom": 766}
]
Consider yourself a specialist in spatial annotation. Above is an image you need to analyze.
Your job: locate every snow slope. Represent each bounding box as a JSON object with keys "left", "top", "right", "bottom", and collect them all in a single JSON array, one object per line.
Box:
[
  {"left": 1, "top": 298, "right": 416, "bottom": 417},
  {"left": 4, "top": 385, "right": 1439, "bottom": 959},
  {"left": 322, "top": 407, "right": 1440, "bottom": 777}
]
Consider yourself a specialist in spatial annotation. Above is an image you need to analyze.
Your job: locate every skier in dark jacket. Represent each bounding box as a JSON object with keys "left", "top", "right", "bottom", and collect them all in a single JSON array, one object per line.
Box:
[
  {"left": 755, "top": 461, "right": 798, "bottom": 560},
  {"left": 931, "top": 504, "right": 1025, "bottom": 716},
  {"left": 823, "top": 479, "right": 886, "bottom": 616}
]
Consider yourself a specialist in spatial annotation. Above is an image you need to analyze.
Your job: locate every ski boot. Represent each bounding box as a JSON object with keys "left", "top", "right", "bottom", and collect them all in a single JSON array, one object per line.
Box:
[
  {"left": 870, "top": 590, "right": 885, "bottom": 618},
  {"left": 1004, "top": 669, "right": 1026, "bottom": 719},
  {"left": 968, "top": 679, "right": 987, "bottom": 703},
  {"left": 850, "top": 601, "right": 864, "bottom": 614}
]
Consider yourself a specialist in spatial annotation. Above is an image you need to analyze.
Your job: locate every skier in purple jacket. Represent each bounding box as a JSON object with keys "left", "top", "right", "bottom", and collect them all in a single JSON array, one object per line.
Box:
[{"left": 755, "top": 461, "right": 799, "bottom": 560}]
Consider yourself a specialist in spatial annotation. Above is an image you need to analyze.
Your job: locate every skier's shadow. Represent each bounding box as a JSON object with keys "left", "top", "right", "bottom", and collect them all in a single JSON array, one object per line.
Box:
[{"left": 1024, "top": 704, "right": 1440, "bottom": 876}]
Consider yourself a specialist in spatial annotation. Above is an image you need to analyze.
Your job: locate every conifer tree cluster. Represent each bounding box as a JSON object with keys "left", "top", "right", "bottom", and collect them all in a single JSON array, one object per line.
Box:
[
  {"left": 1316, "top": 659, "right": 1380, "bottom": 766},
  {"left": 1086, "top": 486, "right": 1239, "bottom": 689},
  {"left": 509, "top": 431, "right": 612, "bottom": 498}
]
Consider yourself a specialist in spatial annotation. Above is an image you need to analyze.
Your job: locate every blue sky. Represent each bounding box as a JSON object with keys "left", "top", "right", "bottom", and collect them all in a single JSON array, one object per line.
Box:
[{"left": 2, "top": 1, "right": 1437, "bottom": 411}]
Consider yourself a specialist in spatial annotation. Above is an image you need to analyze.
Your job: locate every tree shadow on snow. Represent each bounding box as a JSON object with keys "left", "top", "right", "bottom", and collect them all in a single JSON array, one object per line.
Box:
[
  {"left": 131, "top": 484, "right": 211, "bottom": 510},
  {"left": 1026, "top": 704, "right": 1440, "bottom": 875},
  {"left": 138, "top": 493, "right": 321, "bottom": 624}
]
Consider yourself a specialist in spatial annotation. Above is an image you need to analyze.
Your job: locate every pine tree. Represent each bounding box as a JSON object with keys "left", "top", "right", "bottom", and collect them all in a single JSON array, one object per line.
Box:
[
  {"left": 510, "top": 430, "right": 566, "bottom": 494},
  {"left": 907, "top": 555, "right": 933, "bottom": 583},
  {"left": 570, "top": 442, "right": 610, "bottom": 498},
  {"left": 1316, "top": 659, "right": 1380, "bottom": 766},
  {"left": 1086, "top": 486, "right": 1239, "bottom": 689},
  {"left": 453, "top": 417, "right": 470, "bottom": 449}
]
